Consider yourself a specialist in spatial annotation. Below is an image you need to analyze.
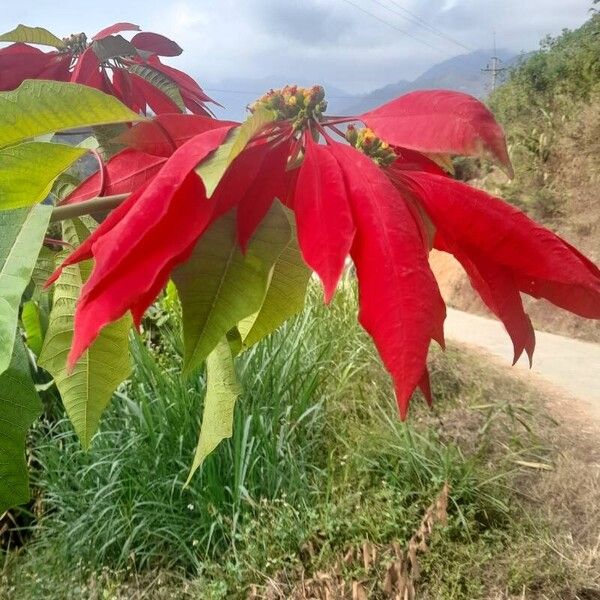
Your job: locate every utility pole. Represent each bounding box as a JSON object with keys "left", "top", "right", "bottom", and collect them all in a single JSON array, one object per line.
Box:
[{"left": 482, "top": 32, "right": 507, "bottom": 92}]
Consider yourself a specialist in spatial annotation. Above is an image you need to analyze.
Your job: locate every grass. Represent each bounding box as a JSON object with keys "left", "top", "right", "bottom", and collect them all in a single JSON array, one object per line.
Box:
[{"left": 1, "top": 280, "right": 599, "bottom": 599}]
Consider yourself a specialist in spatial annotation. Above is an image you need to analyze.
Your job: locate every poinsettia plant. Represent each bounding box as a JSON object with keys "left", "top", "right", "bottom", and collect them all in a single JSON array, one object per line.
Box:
[
  {"left": 0, "top": 22, "right": 215, "bottom": 115},
  {"left": 1, "top": 32, "right": 599, "bottom": 516}
]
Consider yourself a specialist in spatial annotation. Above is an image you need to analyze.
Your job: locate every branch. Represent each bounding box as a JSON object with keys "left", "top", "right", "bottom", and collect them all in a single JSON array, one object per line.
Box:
[{"left": 50, "top": 193, "right": 129, "bottom": 223}]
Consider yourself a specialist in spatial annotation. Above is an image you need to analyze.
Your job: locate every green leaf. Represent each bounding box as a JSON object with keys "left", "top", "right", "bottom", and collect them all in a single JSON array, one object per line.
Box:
[
  {"left": 92, "top": 123, "right": 127, "bottom": 161},
  {"left": 0, "top": 335, "right": 42, "bottom": 514},
  {"left": 226, "top": 327, "right": 243, "bottom": 358},
  {"left": 196, "top": 106, "right": 277, "bottom": 197},
  {"left": 229, "top": 106, "right": 277, "bottom": 162},
  {"left": 186, "top": 336, "right": 240, "bottom": 484},
  {"left": 0, "top": 24, "right": 65, "bottom": 48},
  {"left": 173, "top": 202, "right": 291, "bottom": 375},
  {"left": 238, "top": 211, "right": 311, "bottom": 348},
  {"left": 164, "top": 280, "right": 180, "bottom": 312},
  {"left": 91, "top": 35, "right": 136, "bottom": 62},
  {"left": 38, "top": 218, "right": 132, "bottom": 449},
  {"left": 0, "top": 205, "right": 52, "bottom": 376},
  {"left": 50, "top": 174, "right": 83, "bottom": 204},
  {"left": 21, "top": 300, "right": 44, "bottom": 356},
  {"left": 0, "top": 80, "right": 143, "bottom": 150},
  {"left": 77, "top": 136, "right": 101, "bottom": 151},
  {"left": 128, "top": 63, "right": 185, "bottom": 111},
  {"left": 30, "top": 246, "right": 58, "bottom": 301},
  {"left": 0, "top": 142, "right": 87, "bottom": 210}
]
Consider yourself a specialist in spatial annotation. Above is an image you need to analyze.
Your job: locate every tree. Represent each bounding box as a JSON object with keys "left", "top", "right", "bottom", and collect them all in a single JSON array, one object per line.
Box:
[{"left": 0, "top": 25, "right": 599, "bottom": 515}]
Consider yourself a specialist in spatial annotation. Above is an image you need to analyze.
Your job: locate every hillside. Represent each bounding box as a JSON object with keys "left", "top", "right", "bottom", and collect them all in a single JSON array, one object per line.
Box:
[
  {"left": 339, "top": 48, "right": 518, "bottom": 114},
  {"left": 208, "top": 49, "right": 517, "bottom": 120},
  {"left": 431, "top": 14, "right": 600, "bottom": 343}
]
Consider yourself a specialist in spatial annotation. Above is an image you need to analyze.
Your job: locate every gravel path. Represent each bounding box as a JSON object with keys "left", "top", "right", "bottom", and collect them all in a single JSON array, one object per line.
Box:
[{"left": 445, "top": 308, "right": 600, "bottom": 421}]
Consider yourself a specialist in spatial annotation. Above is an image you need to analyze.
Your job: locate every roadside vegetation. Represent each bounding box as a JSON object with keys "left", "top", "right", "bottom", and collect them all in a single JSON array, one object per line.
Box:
[
  {"left": 2, "top": 278, "right": 598, "bottom": 599},
  {"left": 488, "top": 11, "right": 600, "bottom": 229}
]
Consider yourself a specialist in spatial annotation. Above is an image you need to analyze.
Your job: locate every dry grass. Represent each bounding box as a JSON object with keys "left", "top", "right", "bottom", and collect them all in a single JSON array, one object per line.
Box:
[
  {"left": 250, "top": 484, "right": 450, "bottom": 600},
  {"left": 3, "top": 342, "right": 598, "bottom": 600},
  {"left": 243, "top": 347, "right": 600, "bottom": 600}
]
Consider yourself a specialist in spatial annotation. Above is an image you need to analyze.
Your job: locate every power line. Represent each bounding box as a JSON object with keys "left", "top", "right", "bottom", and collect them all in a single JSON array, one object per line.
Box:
[
  {"left": 205, "top": 88, "right": 359, "bottom": 99},
  {"left": 204, "top": 88, "right": 397, "bottom": 101},
  {"left": 481, "top": 32, "right": 506, "bottom": 91},
  {"left": 373, "top": 0, "right": 473, "bottom": 52},
  {"left": 338, "top": 0, "right": 447, "bottom": 54}
]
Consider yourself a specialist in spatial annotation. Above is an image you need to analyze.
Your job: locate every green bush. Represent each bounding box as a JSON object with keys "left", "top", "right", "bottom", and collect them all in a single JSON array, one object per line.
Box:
[
  {"left": 490, "top": 14, "right": 600, "bottom": 125},
  {"left": 3, "top": 282, "right": 535, "bottom": 598}
]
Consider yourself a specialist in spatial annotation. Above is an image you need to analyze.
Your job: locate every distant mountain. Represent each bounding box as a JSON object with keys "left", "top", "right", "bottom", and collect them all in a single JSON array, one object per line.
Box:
[
  {"left": 201, "top": 49, "right": 521, "bottom": 121},
  {"left": 337, "top": 49, "right": 519, "bottom": 115}
]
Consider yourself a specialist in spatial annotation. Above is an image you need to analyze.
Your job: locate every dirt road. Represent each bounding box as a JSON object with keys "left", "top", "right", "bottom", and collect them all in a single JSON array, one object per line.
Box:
[{"left": 445, "top": 308, "right": 600, "bottom": 421}]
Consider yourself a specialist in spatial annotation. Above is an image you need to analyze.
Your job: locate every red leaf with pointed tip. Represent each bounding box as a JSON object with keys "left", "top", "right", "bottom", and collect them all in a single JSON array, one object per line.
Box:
[
  {"left": 418, "top": 367, "right": 433, "bottom": 407},
  {"left": 129, "top": 72, "right": 182, "bottom": 114},
  {"left": 361, "top": 90, "right": 513, "bottom": 176},
  {"left": 63, "top": 149, "right": 167, "bottom": 204},
  {"left": 131, "top": 32, "right": 182, "bottom": 57},
  {"left": 293, "top": 136, "right": 354, "bottom": 302},
  {"left": 435, "top": 234, "right": 535, "bottom": 365},
  {"left": 328, "top": 142, "right": 446, "bottom": 419},
  {"left": 38, "top": 52, "right": 70, "bottom": 81},
  {"left": 281, "top": 166, "right": 300, "bottom": 209},
  {"left": 0, "top": 43, "right": 52, "bottom": 90},
  {"left": 70, "top": 46, "right": 102, "bottom": 89},
  {"left": 389, "top": 147, "right": 447, "bottom": 176},
  {"left": 130, "top": 239, "right": 197, "bottom": 328},
  {"left": 68, "top": 173, "right": 210, "bottom": 367},
  {"left": 54, "top": 125, "right": 234, "bottom": 365},
  {"left": 210, "top": 143, "right": 271, "bottom": 221},
  {"left": 146, "top": 55, "right": 214, "bottom": 104},
  {"left": 92, "top": 22, "right": 141, "bottom": 41},
  {"left": 112, "top": 68, "right": 142, "bottom": 113},
  {"left": 402, "top": 171, "right": 600, "bottom": 319},
  {"left": 119, "top": 114, "right": 238, "bottom": 157},
  {"left": 45, "top": 181, "right": 152, "bottom": 288},
  {"left": 182, "top": 93, "right": 213, "bottom": 117},
  {"left": 237, "top": 140, "right": 293, "bottom": 252}
]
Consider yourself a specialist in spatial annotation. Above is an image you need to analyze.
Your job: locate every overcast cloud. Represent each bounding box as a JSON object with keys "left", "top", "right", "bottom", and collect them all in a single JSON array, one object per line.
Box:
[{"left": 1, "top": 0, "right": 593, "bottom": 95}]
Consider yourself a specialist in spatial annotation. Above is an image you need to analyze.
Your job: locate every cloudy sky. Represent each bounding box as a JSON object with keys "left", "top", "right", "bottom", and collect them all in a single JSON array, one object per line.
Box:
[{"left": 1, "top": 0, "right": 593, "bottom": 96}]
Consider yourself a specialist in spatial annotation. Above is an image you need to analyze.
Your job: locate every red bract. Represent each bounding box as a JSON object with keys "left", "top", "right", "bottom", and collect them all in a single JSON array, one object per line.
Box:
[
  {"left": 54, "top": 86, "right": 600, "bottom": 418},
  {"left": 328, "top": 140, "right": 446, "bottom": 418},
  {"left": 236, "top": 139, "right": 293, "bottom": 251},
  {"left": 144, "top": 55, "right": 218, "bottom": 114},
  {"left": 0, "top": 43, "right": 69, "bottom": 89},
  {"left": 62, "top": 149, "right": 167, "bottom": 205},
  {"left": 399, "top": 172, "right": 600, "bottom": 320},
  {"left": 294, "top": 135, "right": 354, "bottom": 302},
  {"left": 361, "top": 90, "right": 514, "bottom": 176},
  {"left": 49, "top": 125, "right": 235, "bottom": 367},
  {"left": 118, "top": 114, "right": 238, "bottom": 157},
  {"left": 92, "top": 23, "right": 141, "bottom": 41},
  {"left": 130, "top": 32, "right": 182, "bottom": 57},
  {"left": 0, "top": 23, "right": 214, "bottom": 115},
  {"left": 71, "top": 46, "right": 107, "bottom": 90}
]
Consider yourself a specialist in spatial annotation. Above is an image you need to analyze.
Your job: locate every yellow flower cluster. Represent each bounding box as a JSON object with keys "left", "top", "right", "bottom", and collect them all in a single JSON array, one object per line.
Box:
[
  {"left": 250, "top": 85, "right": 327, "bottom": 128},
  {"left": 345, "top": 125, "right": 396, "bottom": 166}
]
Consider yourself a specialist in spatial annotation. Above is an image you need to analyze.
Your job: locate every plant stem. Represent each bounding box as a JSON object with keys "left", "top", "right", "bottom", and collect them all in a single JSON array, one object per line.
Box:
[{"left": 50, "top": 193, "right": 129, "bottom": 223}]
